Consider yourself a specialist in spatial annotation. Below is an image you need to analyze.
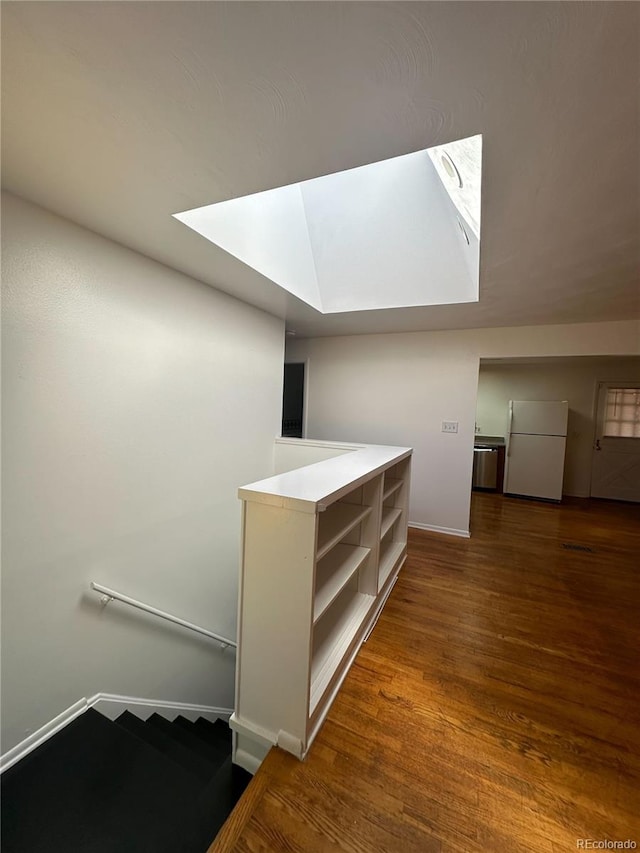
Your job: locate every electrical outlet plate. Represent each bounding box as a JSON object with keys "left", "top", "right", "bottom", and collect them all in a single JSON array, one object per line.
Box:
[{"left": 442, "top": 421, "right": 458, "bottom": 433}]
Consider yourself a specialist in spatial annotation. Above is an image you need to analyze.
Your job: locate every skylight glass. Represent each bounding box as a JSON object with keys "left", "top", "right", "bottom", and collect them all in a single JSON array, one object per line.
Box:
[{"left": 173, "top": 134, "right": 482, "bottom": 313}]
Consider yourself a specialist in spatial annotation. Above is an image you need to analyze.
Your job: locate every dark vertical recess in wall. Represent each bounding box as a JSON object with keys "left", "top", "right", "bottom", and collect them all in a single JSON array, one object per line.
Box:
[{"left": 282, "top": 363, "right": 304, "bottom": 437}]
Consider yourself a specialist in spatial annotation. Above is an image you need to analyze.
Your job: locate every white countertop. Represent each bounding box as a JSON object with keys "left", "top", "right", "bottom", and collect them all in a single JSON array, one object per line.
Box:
[{"left": 239, "top": 441, "right": 412, "bottom": 512}]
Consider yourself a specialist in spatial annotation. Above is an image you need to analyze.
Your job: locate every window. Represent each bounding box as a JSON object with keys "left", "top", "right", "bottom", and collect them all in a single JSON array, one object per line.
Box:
[
  {"left": 603, "top": 387, "right": 640, "bottom": 438},
  {"left": 173, "top": 135, "right": 482, "bottom": 314}
]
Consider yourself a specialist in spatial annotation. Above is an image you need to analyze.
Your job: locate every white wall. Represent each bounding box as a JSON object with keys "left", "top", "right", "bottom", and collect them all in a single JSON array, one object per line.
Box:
[
  {"left": 1, "top": 193, "right": 284, "bottom": 753},
  {"left": 287, "top": 333, "right": 480, "bottom": 537},
  {"left": 477, "top": 358, "right": 640, "bottom": 497},
  {"left": 286, "top": 319, "right": 640, "bottom": 536}
]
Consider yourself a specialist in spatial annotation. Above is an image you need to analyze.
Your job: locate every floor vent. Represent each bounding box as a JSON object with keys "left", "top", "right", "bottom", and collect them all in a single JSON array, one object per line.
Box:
[{"left": 562, "top": 543, "right": 594, "bottom": 553}]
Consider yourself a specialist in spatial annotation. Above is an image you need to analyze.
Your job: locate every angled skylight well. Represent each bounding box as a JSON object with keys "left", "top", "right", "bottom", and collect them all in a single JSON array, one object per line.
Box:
[{"left": 174, "top": 134, "right": 482, "bottom": 314}]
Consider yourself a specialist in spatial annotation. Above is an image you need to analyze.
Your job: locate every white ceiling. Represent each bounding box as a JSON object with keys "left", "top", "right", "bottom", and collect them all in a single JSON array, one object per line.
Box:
[{"left": 2, "top": 2, "right": 639, "bottom": 338}]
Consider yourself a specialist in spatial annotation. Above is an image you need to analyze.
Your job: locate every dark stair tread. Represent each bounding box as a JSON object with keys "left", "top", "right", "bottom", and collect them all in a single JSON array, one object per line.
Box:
[
  {"left": 1, "top": 708, "right": 202, "bottom": 853},
  {"left": 174, "top": 714, "right": 197, "bottom": 734},
  {"left": 231, "top": 762, "right": 253, "bottom": 800},
  {"left": 116, "top": 710, "right": 215, "bottom": 782},
  {"left": 172, "top": 715, "right": 231, "bottom": 764},
  {"left": 175, "top": 714, "right": 233, "bottom": 755},
  {"left": 193, "top": 716, "right": 232, "bottom": 747},
  {"left": 146, "top": 713, "right": 230, "bottom": 768},
  {"left": 194, "top": 757, "right": 253, "bottom": 851}
]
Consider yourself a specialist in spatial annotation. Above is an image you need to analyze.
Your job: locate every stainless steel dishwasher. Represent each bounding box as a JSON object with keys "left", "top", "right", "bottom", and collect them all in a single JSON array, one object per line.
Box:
[{"left": 472, "top": 446, "right": 499, "bottom": 489}]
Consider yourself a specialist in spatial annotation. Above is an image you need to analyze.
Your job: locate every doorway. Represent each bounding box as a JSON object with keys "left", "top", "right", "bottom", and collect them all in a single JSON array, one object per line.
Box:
[
  {"left": 476, "top": 356, "right": 640, "bottom": 501},
  {"left": 282, "top": 362, "right": 305, "bottom": 438},
  {"left": 590, "top": 382, "right": 640, "bottom": 502}
]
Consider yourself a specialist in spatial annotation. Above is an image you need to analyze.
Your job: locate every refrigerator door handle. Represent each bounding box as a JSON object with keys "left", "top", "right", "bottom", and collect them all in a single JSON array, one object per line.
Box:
[{"left": 506, "top": 401, "right": 513, "bottom": 456}]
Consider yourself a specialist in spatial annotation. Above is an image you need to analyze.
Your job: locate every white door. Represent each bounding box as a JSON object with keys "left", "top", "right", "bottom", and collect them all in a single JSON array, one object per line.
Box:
[{"left": 591, "top": 383, "right": 640, "bottom": 502}]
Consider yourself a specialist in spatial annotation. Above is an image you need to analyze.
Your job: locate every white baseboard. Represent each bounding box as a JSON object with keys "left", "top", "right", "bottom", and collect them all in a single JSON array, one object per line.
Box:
[
  {"left": 1, "top": 693, "right": 233, "bottom": 775},
  {"left": 409, "top": 521, "right": 470, "bottom": 538},
  {"left": 230, "top": 716, "right": 273, "bottom": 775},
  {"left": 234, "top": 747, "right": 263, "bottom": 776},
  {"left": 88, "top": 693, "right": 232, "bottom": 723}
]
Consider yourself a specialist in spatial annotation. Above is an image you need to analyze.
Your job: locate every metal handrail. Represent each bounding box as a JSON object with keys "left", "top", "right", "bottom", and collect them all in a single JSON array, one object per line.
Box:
[{"left": 90, "top": 582, "right": 237, "bottom": 649}]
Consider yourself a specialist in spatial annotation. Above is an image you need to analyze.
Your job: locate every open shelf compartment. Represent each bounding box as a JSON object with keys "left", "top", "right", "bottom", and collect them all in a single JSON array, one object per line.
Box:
[
  {"left": 317, "top": 502, "right": 372, "bottom": 560},
  {"left": 380, "top": 506, "right": 402, "bottom": 540},
  {"left": 383, "top": 477, "right": 403, "bottom": 501},
  {"left": 310, "top": 575, "right": 374, "bottom": 714},
  {"left": 314, "top": 544, "right": 371, "bottom": 624},
  {"left": 378, "top": 532, "right": 405, "bottom": 589}
]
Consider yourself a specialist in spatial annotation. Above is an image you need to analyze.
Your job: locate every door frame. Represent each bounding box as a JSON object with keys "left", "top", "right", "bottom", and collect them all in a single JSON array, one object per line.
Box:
[
  {"left": 282, "top": 359, "right": 309, "bottom": 439},
  {"left": 589, "top": 379, "right": 640, "bottom": 499}
]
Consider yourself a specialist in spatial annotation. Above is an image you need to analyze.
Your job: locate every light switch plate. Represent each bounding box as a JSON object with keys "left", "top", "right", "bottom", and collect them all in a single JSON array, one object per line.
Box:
[{"left": 441, "top": 421, "right": 458, "bottom": 433}]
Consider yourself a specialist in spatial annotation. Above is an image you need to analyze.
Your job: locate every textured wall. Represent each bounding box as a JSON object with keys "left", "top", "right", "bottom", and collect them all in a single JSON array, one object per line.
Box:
[{"left": 1, "top": 193, "right": 284, "bottom": 753}]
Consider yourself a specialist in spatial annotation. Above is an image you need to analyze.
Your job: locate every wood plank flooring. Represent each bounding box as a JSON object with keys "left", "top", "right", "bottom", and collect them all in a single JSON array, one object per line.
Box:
[{"left": 210, "top": 494, "right": 640, "bottom": 852}]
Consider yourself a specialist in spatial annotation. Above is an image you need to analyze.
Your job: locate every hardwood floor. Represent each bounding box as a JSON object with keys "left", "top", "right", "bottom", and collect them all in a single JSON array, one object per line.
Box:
[{"left": 210, "top": 494, "right": 640, "bottom": 852}]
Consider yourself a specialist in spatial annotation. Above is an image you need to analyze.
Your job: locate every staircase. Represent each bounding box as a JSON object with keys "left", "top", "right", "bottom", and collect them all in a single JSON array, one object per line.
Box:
[{"left": 0, "top": 708, "right": 251, "bottom": 853}]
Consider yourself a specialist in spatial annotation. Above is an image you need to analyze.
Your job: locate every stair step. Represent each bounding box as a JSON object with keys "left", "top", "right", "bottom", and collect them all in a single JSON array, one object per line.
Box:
[
  {"left": 194, "top": 757, "right": 252, "bottom": 851},
  {"left": 147, "top": 713, "right": 230, "bottom": 768},
  {"left": 1, "top": 708, "right": 202, "bottom": 853},
  {"left": 231, "top": 762, "right": 253, "bottom": 800},
  {"left": 116, "top": 711, "right": 215, "bottom": 783},
  {"left": 172, "top": 715, "right": 231, "bottom": 764},
  {"left": 174, "top": 714, "right": 197, "bottom": 734},
  {"left": 194, "top": 716, "right": 232, "bottom": 748}
]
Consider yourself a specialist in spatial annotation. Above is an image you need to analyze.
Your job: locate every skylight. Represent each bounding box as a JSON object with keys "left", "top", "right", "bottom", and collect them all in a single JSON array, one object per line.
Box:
[{"left": 174, "top": 134, "right": 481, "bottom": 314}]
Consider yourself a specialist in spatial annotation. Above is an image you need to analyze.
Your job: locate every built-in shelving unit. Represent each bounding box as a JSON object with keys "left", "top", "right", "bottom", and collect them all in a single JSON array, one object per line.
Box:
[
  {"left": 231, "top": 439, "right": 412, "bottom": 773},
  {"left": 378, "top": 459, "right": 411, "bottom": 591}
]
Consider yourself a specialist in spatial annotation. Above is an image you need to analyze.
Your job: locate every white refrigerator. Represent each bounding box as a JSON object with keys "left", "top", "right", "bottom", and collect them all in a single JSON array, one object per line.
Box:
[{"left": 504, "top": 400, "right": 569, "bottom": 501}]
